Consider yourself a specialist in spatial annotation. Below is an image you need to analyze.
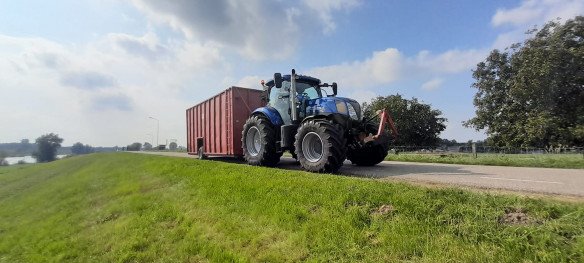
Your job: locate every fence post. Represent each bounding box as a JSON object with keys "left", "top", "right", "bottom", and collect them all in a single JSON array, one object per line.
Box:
[{"left": 472, "top": 143, "right": 477, "bottom": 158}]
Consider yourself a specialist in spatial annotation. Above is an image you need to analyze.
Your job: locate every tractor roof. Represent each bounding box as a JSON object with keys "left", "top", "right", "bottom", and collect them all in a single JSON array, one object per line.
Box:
[{"left": 265, "top": 74, "right": 321, "bottom": 87}]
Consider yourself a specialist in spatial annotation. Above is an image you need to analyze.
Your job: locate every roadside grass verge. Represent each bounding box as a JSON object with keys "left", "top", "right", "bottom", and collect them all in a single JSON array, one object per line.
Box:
[
  {"left": 386, "top": 153, "right": 584, "bottom": 169},
  {"left": 0, "top": 153, "right": 583, "bottom": 262}
]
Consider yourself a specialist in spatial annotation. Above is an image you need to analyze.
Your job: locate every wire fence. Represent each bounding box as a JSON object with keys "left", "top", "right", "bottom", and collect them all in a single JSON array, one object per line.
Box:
[{"left": 389, "top": 145, "right": 584, "bottom": 155}]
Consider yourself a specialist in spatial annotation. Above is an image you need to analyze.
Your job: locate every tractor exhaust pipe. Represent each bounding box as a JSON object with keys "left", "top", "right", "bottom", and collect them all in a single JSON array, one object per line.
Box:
[{"left": 290, "top": 69, "right": 298, "bottom": 122}]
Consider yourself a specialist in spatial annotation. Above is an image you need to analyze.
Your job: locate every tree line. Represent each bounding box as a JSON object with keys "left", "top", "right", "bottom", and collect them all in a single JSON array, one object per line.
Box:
[
  {"left": 0, "top": 134, "right": 117, "bottom": 165},
  {"left": 125, "top": 141, "right": 178, "bottom": 151}
]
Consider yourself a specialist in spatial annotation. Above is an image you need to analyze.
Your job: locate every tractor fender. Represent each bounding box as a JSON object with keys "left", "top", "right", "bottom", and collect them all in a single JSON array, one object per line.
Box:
[
  {"left": 251, "top": 106, "right": 284, "bottom": 126},
  {"left": 302, "top": 113, "right": 351, "bottom": 129}
]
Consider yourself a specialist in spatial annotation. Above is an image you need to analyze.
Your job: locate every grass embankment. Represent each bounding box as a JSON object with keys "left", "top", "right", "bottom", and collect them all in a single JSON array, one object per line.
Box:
[
  {"left": 1, "top": 153, "right": 583, "bottom": 262},
  {"left": 386, "top": 153, "right": 584, "bottom": 169}
]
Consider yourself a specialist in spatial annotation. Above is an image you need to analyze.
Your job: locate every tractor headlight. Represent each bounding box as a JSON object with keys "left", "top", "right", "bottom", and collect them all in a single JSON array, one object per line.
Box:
[{"left": 347, "top": 103, "right": 359, "bottom": 120}]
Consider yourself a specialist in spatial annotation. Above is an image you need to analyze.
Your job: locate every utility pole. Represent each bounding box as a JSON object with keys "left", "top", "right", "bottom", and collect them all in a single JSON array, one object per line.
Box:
[{"left": 146, "top": 133, "right": 154, "bottom": 146}]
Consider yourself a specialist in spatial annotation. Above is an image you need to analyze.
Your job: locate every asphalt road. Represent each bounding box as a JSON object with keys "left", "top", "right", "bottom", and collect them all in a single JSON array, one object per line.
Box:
[{"left": 139, "top": 152, "right": 584, "bottom": 197}]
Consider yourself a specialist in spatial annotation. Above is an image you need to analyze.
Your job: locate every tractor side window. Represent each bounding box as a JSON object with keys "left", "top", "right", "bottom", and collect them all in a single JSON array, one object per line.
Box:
[
  {"left": 303, "top": 87, "right": 320, "bottom": 99},
  {"left": 269, "top": 81, "right": 292, "bottom": 125},
  {"left": 268, "top": 86, "right": 279, "bottom": 104},
  {"left": 268, "top": 81, "right": 290, "bottom": 106},
  {"left": 296, "top": 83, "right": 321, "bottom": 99}
]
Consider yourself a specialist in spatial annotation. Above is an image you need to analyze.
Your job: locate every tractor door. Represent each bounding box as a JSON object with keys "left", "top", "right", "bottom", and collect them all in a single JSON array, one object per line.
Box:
[{"left": 268, "top": 81, "right": 292, "bottom": 125}]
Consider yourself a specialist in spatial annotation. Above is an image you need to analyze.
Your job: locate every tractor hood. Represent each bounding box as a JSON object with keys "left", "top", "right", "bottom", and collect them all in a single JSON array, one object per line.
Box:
[{"left": 304, "top": 96, "right": 362, "bottom": 120}]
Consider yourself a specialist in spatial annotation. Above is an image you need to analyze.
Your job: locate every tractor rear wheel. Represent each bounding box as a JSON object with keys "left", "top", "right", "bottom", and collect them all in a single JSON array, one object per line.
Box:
[
  {"left": 294, "top": 120, "right": 346, "bottom": 173},
  {"left": 347, "top": 133, "right": 389, "bottom": 166},
  {"left": 242, "top": 115, "right": 280, "bottom": 167}
]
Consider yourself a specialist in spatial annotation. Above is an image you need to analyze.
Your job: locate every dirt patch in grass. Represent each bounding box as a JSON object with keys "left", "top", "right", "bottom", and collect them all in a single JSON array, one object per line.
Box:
[
  {"left": 96, "top": 212, "right": 120, "bottom": 224},
  {"left": 372, "top": 204, "right": 395, "bottom": 216},
  {"left": 499, "top": 207, "right": 530, "bottom": 224}
]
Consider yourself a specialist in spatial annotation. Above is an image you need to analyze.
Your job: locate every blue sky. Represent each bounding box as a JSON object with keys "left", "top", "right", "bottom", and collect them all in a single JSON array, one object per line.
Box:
[{"left": 1, "top": 0, "right": 583, "bottom": 147}]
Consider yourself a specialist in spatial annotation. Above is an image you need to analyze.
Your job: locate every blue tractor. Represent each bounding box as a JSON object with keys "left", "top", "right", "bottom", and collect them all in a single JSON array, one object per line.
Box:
[{"left": 242, "top": 69, "right": 394, "bottom": 173}]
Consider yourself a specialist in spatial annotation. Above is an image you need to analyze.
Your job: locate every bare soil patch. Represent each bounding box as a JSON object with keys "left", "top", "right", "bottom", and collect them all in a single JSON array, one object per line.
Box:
[
  {"left": 499, "top": 207, "right": 530, "bottom": 224},
  {"left": 372, "top": 204, "right": 395, "bottom": 216}
]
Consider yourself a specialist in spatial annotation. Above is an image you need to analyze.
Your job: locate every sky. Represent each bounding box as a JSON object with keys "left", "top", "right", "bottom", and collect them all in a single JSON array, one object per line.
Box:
[{"left": 1, "top": 0, "right": 583, "bottom": 147}]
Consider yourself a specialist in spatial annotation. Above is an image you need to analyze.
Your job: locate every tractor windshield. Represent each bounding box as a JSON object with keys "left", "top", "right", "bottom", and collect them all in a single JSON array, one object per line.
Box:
[{"left": 295, "top": 82, "right": 322, "bottom": 99}]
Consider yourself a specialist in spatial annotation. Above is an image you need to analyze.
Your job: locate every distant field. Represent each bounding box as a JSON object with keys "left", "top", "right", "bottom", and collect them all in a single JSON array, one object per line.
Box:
[
  {"left": 386, "top": 153, "right": 584, "bottom": 169},
  {"left": 0, "top": 153, "right": 583, "bottom": 262}
]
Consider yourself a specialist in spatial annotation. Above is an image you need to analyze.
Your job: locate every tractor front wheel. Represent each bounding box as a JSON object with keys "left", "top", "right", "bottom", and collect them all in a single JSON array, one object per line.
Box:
[
  {"left": 294, "top": 120, "right": 346, "bottom": 173},
  {"left": 242, "top": 115, "right": 280, "bottom": 167}
]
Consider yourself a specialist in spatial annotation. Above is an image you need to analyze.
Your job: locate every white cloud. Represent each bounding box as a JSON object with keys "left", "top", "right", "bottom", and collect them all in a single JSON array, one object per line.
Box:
[
  {"left": 130, "top": 0, "right": 293, "bottom": 59},
  {"left": 61, "top": 71, "right": 116, "bottom": 90},
  {"left": 305, "top": 47, "right": 485, "bottom": 91},
  {"left": 421, "top": 78, "right": 444, "bottom": 91},
  {"left": 130, "top": 0, "right": 360, "bottom": 60},
  {"left": 235, "top": 76, "right": 264, "bottom": 90},
  {"left": 308, "top": 48, "right": 403, "bottom": 89},
  {"left": 107, "top": 32, "right": 170, "bottom": 60},
  {"left": 412, "top": 49, "right": 487, "bottom": 74},
  {"left": 0, "top": 32, "right": 226, "bottom": 146},
  {"left": 492, "top": 1, "right": 543, "bottom": 27},
  {"left": 490, "top": 0, "right": 584, "bottom": 50},
  {"left": 492, "top": 0, "right": 584, "bottom": 27},
  {"left": 302, "top": 0, "right": 362, "bottom": 33},
  {"left": 346, "top": 90, "right": 377, "bottom": 104}
]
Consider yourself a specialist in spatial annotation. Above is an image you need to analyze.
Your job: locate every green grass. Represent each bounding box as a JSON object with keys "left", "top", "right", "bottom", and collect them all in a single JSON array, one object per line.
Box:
[
  {"left": 1, "top": 153, "right": 583, "bottom": 262},
  {"left": 386, "top": 153, "right": 584, "bottom": 169}
]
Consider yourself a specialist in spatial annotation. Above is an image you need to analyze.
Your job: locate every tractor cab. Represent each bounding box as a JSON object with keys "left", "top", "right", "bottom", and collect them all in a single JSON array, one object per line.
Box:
[{"left": 263, "top": 74, "right": 338, "bottom": 125}]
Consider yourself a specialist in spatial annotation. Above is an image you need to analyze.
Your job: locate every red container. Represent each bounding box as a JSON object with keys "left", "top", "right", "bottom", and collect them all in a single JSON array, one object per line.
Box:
[{"left": 186, "top": 86, "right": 264, "bottom": 157}]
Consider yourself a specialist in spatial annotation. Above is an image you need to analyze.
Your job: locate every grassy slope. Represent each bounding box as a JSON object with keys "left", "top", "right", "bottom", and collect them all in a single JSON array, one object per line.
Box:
[
  {"left": 386, "top": 153, "right": 584, "bottom": 169},
  {"left": 0, "top": 153, "right": 582, "bottom": 262}
]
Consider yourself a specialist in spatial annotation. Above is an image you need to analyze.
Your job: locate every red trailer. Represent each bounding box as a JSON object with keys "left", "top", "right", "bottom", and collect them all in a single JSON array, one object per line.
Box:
[{"left": 186, "top": 86, "right": 264, "bottom": 158}]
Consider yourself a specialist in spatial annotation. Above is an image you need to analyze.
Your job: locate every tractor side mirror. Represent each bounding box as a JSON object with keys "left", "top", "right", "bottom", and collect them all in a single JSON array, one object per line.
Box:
[
  {"left": 332, "top": 82, "right": 338, "bottom": 96},
  {"left": 274, "top": 73, "right": 282, "bottom": 89}
]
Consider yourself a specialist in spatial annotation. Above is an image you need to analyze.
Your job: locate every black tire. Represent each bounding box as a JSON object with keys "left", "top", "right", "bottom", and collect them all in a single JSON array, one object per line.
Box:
[
  {"left": 198, "top": 146, "right": 206, "bottom": 160},
  {"left": 347, "top": 133, "right": 389, "bottom": 166},
  {"left": 242, "top": 115, "right": 280, "bottom": 167},
  {"left": 294, "top": 120, "right": 346, "bottom": 173}
]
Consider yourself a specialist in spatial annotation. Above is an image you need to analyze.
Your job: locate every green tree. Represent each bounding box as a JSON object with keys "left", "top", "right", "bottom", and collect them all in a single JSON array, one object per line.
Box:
[
  {"left": 126, "top": 142, "right": 142, "bottom": 151},
  {"left": 32, "top": 133, "right": 63, "bottom": 162},
  {"left": 0, "top": 151, "right": 8, "bottom": 166},
  {"left": 440, "top": 138, "right": 460, "bottom": 147},
  {"left": 71, "top": 142, "right": 94, "bottom": 155},
  {"left": 363, "top": 94, "right": 446, "bottom": 146},
  {"left": 143, "top": 142, "right": 153, "bottom": 151},
  {"left": 169, "top": 142, "right": 177, "bottom": 151},
  {"left": 465, "top": 16, "right": 584, "bottom": 148}
]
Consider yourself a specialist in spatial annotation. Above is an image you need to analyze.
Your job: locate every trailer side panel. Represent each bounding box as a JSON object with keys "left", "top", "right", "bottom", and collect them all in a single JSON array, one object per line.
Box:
[{"left": 186, "top": 87, "right": 264, "bottom": 157}]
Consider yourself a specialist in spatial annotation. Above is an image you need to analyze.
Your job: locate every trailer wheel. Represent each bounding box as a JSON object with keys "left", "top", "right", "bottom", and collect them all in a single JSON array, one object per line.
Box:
[
  {"left": 242, "top": 115, "right": 280, "bottom": 167},
  {"left": 347, "top": 133, "right": 389, "bottom": 166},
  {"left": 197, "top": 146, "right": 206, "bottom": 160},
  {"left": 295, "top": 120, "right": 345, "bottom": 173}
]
